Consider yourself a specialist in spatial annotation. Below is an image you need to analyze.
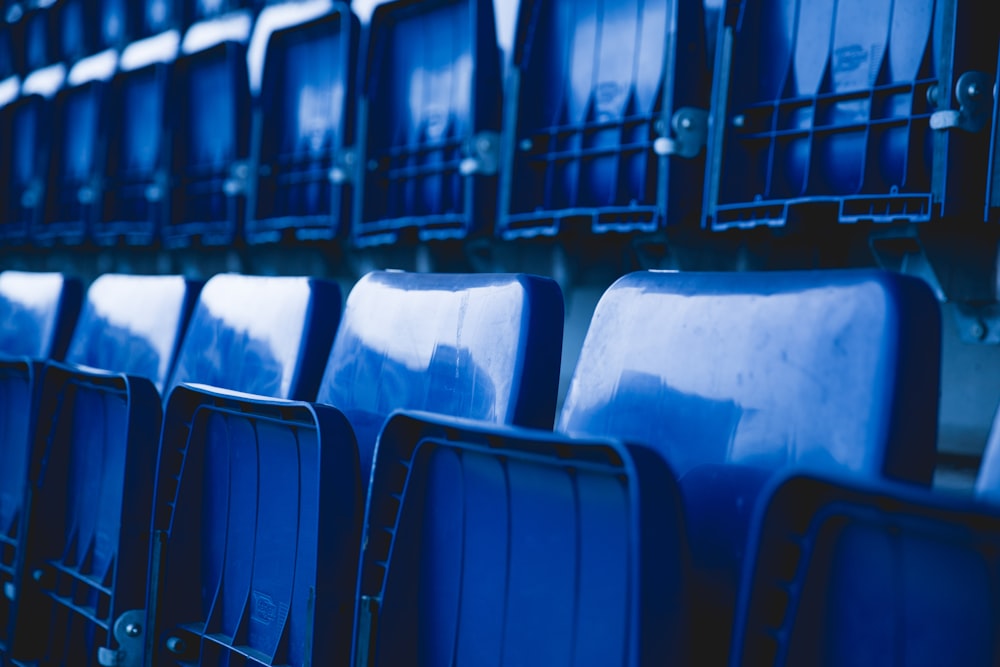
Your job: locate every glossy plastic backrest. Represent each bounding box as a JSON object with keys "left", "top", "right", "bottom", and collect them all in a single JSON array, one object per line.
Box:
[
  {"left": 0, "top": 270, "right": 82, "bottom": 360},
  {"left": 317, "top": 271, "right": 563, "bottom": 484},
  {"left": 66, "top": 274, "right": 200, "bottom": 393},
  {"left": 733, "top": 474, "right": 1000, "bottom": 666},
  {"left": 97, "top": 31, "right": 178, "bottom": 246},
  {"left": 248, "top": 2, "right": 358, "bottom": 243},
  {"left": 499, "top": 0, "right": 711, "bottom": 238},
  {"left": 37, "top": 50, "right": 117, "bottom": 246},
  {"left": 355, "top": 413, "right": 686, "bottom": 667},
  {"left": 704, "top": 0, "right": 998, "bottom": 230},
  {"left": 168, "top": 273, "right": 341, "bottom": 401},
  {"left": 149, "top": 385, "right": 361, "bottom": 666},
  {"left": 354, "top": 0, "right": 502, "bottom": 246},
  {"left": 559, "top": 270, "right": 941, "bottom": 484},
  {"left": 164, "top": 12, "right": 251, "bottom": 247}
]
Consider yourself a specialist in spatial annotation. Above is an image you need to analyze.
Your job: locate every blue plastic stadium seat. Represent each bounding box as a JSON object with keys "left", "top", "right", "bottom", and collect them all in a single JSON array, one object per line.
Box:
[
  {"left": 246, "top": 0, "right": 358, "bottom": 244},
  {"left": 354, "top": 0, "right": 502, "bottom": 246},
  {"left": 499, "top": 0, "right": 711, "bottom": 239},
  {"left": 146, "top": 271, "right": 562, "bottom": 666},
  {"left": 0, "top": 25, "right": 13, "bottom": 79},
  {"left": 140, "top": 0, "right": 179, "bottom": 37},
  {"left": 162, "top": 11, "right": 252, "bottom": 248},
  {"left": 559, "top": 269, "right": 940, "bottom": 661},
  {"left": 731, "top": 473, "right": 1000, "bottom": 666},
  {"left": 704, "top": 0, "right": 998, "bottom": 230},
  {"left": 34, "top": 50, "right": 117, "bottom": 246},
  {"left": 95, "top": 31, "right": 177, "bottom": 246},
  {"left": 18, "top": 3, "right": 52, "bottom": 73},
  {"left": 0, "top": 271, "right": 83, "bottom": 657},
  {"left": 319, "top": 271, "right": 564, "bottom": 484},
  {"left": 3, "top": 274, "right": 339, "bottom": 666},
  {"left": 0, "top": 63, "right": 63, "bottom": 245},
  {"left": 354, "top": 413, "right": 687, "bottom": 667}
]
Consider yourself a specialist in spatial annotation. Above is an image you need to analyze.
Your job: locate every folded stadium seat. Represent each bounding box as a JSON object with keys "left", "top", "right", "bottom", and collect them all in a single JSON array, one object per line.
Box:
[
  {"left": 497, "top": 0, "right": 711, "bottom": 240},
  {"left": 12, "top": 0, "right": 52, "bottom": 74},
  {"left": 353, "top": 0, "right": 502, "bottom": 247},
  {"left": 161, "top": 10, "right": 252, "bottom": 248},
  {"left": 0, "top": 271, "right": 83, "bottom": 659},
  {"left": 704, "top": 0, "right": 998, "bottom": 231},
  {"left": 32, "top": 49, "right": 117, "bottom": 246},
  {"left": 729, "top": 400, "right": 1000, "bottom": 667},
  {"left": 93, "top": 31, "right": 177, "bottom": 247},
  {"left": 3, "top": 274, "right": 340, "bottom": 667},
  {"left": 0, "top": 23, "right": 13, "bottom": 80},
  {"left": 352, "top": 269, "right": 940, "bottom": 666},
  {"left": 144, "top": 271, "right": 563, "bottom": 666},
  {"left": 0, "top": 62, "right": 63, "bottom": 246},
  {"left": 244, "top": 0, "right": 358, "bottom": 244}
]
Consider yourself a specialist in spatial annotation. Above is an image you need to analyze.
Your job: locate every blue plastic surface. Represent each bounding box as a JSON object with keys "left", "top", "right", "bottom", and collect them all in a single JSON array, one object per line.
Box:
[
  {"left": 54, "top": 0, "right": 90, "bottom": 62},
  {"left": 168, "top": 273, "right": 341, "bottom": 401},
  {"left": 21, "top": 6, "right": 50, "bottom": 72},
  {"left": 557, "top": 269, "right": 941, "bottom": 661},
  {"left": 0, "top": 26, "right": 13, "bottom": 79},
  {"left": 318, "top": 271, "right": 564, "bottom": 485},
  {"left": 36, "top": 51, "right": 117, "bottom": 246},
  {"left": 3, "top": 273, "right": 339, "bottom": 664},
  {"left": 731, "top": 473, "right": 1000, "bottom": 666},
  {"left": 353, "top": 412, "right": 688, "bottom": 667},
  {"left": 0, "top": 271, "right": 83, "bottom": 360},
  {"left": 66, "top": 274, "right": 200, "bottom": 393},
  {"left": 147, "top": 384, "right": 362, "bottom": 666},
  {"left": 95, "top": 32, "right": 177, "bottom": 246},
  {"left": 354, "top": 0, "right": 502, "bottom": 246},
  {"left": 247, "top": 2, "right": 358, "bottom": 243},
  {"left": 163, "top": 14, "right": 251, "bottom": 248},
  {"left": 704, "top": 0, "right": 998, "bottom": 230},
  {"left": 499, "top": 0, "right": 711, "bottom": 239},
  {"left": 0, "top": 88, "right": 54, "bottom": 245}
]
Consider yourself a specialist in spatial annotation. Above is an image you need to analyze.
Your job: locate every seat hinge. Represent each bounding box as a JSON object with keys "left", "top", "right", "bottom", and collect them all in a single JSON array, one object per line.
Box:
[
  {"left": 459, "top": 131, "right": 501, "bottom": 176},
  {"left": 654, "top": 107, "right": 709, "bottom": 158},
  {"left": 96, "top": 609, "right": 146, "bottom": 667},
  {"left": 930, "top": 71, "right": 992, "bottom": 133}
]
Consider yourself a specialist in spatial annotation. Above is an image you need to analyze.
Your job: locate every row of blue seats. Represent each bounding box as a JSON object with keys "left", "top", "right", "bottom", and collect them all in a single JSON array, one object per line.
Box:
[
  {"left": 1, "top": 265, "right": 993, "bottom": 665},
  {"left": 1, "top": 0, "right": 257, "bottom": 77},
  {"left": 2, "top": 0, "right": 997, "bottom": 253}
]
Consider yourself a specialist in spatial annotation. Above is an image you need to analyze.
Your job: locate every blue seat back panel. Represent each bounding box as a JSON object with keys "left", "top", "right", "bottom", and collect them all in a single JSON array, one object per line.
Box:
[
  {"left": 0, "top": 361, "right": 39, "bottom": 653},
  {"left": 98, "top": 61, "right": 171, "bottom": 245},
  {"left": 41, "top": 81, "right": 108, "bottom": 241},
  {"left": 166, "top": 41, "right": 250, "bottom": 247},
  {"left": 500, "top": 0, "right": 710, "bottom": 238},
  {"left": 705, "top": 0, "right": 998, "bottom": 230},
  {"left": 168, "top": 274, "right": 341, "bottom": 401},
  {"left": 0, "top": 271, "right": 83, "bottom": 360},
  {"left": 1, "top": 96, "right": 51, "bottom": 244},
  {"left": 356, "top": 0, "right": 501, "bottom": 245},
  {"left": 734, "top": 475, "right": 1000, "bottom": 666},
  {"left": 66, "top": 274, "right": 199, "bottom": 393},
  {"left": 356, "top": 413, "right": 687, "bottom": 666},
  {"left": 249, "top": 6, "right": 358, "bottom": 243},
  {"left": 317, "top": 271, "right": 563, "bottom": 484},
  {"left": 10, "top": 367, "right": 161, "bottom": 664},
  {"left": 150, "top": 385, "right": 361, "bottom": 666},
  {"left": 558, "top": 270, "right": 940, "bottom": 484}
]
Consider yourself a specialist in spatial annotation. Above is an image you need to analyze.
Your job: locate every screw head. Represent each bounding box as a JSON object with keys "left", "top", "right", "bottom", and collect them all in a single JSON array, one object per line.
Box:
[
  {"left": 166, "top": 636, "right": 187, "bottom": 654},
  {"left": 967, "top": 81, "right": 982, "bottom": 97},
  {"left": 124, "top": 623, "right": 142, "bottom": 637}
]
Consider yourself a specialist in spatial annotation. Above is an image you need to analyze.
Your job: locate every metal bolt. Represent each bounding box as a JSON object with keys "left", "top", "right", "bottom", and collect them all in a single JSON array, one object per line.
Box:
[
  {"left": 679, "top": 116, "right": 692, "bottom": 130},
  {"left": 32, "top": 569, "right": 44, "bottom": 582},
  {"left": 967, "top": 81, "right": 982, "bottom": 97},
  {"left": 971, "top": 320, "right": 988, "bottom": 341},
  {"left": 166, "top": 637, "right": 187, "bottom": 654},
  {"left": 732, "top": 115, "right": 746, "bottom": 128},
  {"left": 519, "top": 138, "right": 533, "bottom": 151},
  {"left": 477, "top": 136, "right": 493, "bottom": 152},
  {"left": 926, "top": 84, "right": 939, "bottom": 106},
  {"left": 125, "top": 623, "right": 142, "bottom": 637}
]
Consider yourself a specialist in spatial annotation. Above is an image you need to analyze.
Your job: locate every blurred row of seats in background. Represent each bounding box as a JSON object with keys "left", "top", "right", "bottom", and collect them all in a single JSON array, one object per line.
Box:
[
  {"left": 5, "top": 266, "right": 998, "bottom": 667},
  {"left": 0, "top": 0, "right": 998, "bottom": 285}
]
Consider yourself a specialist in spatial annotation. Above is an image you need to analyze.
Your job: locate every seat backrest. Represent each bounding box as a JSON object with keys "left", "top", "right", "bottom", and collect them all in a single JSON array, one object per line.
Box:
[
  {"left": 0, "top": 270, "right": 82, "bottom": 360},
  {"left": 318, "top": 271, "right": 563, "bottom": 484},
  {"left": 163, "top": 10, "right": 252, "bottom": 247},
  {"left": 559, "top": 270, "right": 940, "bottom": 484},
  {"left": 246, "top": 0, "right": 358, "bottom": 243},
  {"left": 168, "top": 273, "right": 341, "bottom": 401},
  {"left": 65, "top": 274, "right": 200, "bottom": 393},
  {"left": 499, "top": 0, "right": 710, "bottom": 238},
  {"left": 354, "top": 0, "right": 502, "bottom": 246}
]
